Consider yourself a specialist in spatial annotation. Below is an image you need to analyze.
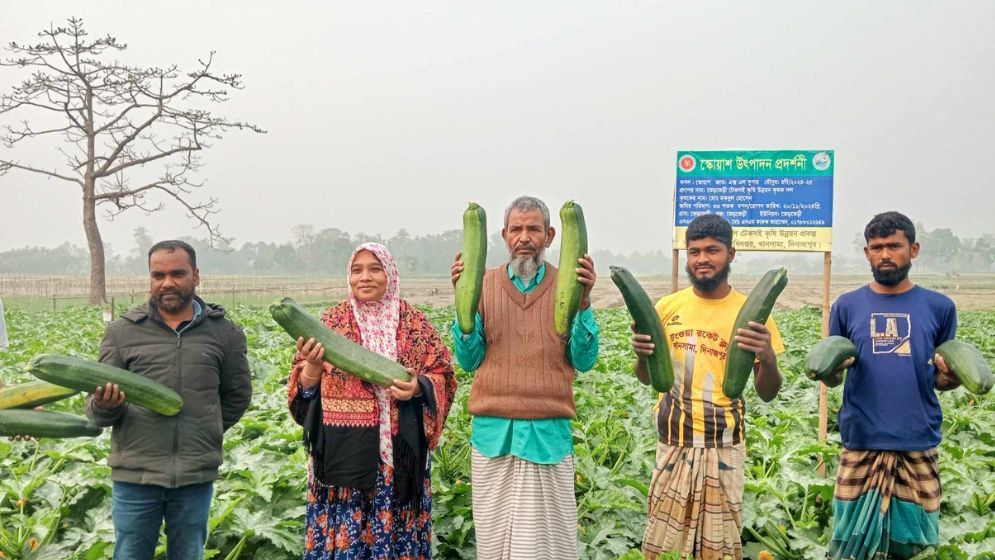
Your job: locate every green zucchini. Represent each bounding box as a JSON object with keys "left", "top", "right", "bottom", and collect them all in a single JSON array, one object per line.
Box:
[
  {"left": 26, "top": 354, "right": 183, "bottom": 416},
  {"left": 554, "top": 200, "right": 588, "bottom": 337},
  {"left": 269, "top": 297, "right": 411, "bottom": 387},
  {"left": 0, "top": 381, "right": 79, "bottom": 410},
  {"left": 722, "top": 267, "right": 788, "bottom": 399},
  {"left": 0, "top": 409, "right": 102, "bottom": 438},
  {"left": 455, "top": 202, "right": 487, "bottom": 334},
  {"left": 610, "top": 266, "right": 673, "bottom": 392},
  {"left": 936, "top": 340, "right": 994, "bottom": 395},
  {"left": 806, "top": 336, "right": 858, "bottom": 381}
]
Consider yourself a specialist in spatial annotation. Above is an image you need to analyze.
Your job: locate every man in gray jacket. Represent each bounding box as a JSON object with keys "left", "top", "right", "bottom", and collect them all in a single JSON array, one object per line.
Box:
[{"left": 86, "top": 240, "right": 252, "bottom": 560}]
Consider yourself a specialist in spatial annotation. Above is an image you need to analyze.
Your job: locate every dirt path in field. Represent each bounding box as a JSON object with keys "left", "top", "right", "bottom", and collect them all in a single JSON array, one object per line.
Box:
[
  {"left": 5, "top": 273, "right": 990, "bottom": 312},
  {"left": 401, "top": 273, "right": 995, "bottom": 311}
]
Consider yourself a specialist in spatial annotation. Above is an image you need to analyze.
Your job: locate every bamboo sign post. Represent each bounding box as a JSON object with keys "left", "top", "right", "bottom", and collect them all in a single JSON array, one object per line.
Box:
[
  {"left": 818, "top": 251, "right": 831, "bottom": 476},
  {"left": 671, "top": 249, "right": 680, "bottom": 294},
  {"left": 670, "top": 149, "right": 836, "bottom": 476}
]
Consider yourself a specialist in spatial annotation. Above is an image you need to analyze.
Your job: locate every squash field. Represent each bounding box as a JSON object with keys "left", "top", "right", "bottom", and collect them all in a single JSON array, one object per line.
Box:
[{"left": 1, "top": 305, "right": 994, "bottom": 559}]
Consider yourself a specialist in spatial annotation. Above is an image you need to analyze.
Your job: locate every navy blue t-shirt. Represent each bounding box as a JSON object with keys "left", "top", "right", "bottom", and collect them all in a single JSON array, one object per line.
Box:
[{"left": 830, "top": 285, "right": 957, "bottom": 451}]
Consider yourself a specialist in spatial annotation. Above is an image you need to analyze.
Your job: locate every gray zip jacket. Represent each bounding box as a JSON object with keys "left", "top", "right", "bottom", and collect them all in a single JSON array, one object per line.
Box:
[{"left": 86, "top": 298, "right": 252, "bottom": 488}]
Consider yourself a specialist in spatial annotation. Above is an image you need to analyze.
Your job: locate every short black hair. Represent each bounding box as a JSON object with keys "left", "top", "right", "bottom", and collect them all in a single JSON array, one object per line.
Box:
[
  {"left": 686, "top": 214, "right": 733, "bottom": 248},
  {"left": 147, "top": 240, "right": 197, "bottom": 269},
  {"left": 864, "top": 211, "right": 916, "bottom": 244}
]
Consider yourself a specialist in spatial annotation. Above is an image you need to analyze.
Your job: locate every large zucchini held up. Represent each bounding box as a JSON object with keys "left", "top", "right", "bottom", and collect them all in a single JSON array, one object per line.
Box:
[
  {"left": 0, "top": 381, "right": 79, "bottom": 410},
  {"left": 554, "top": 200, "right": 588, "bottom": 337},
  {"left": 936, "top": 340, "right": 994, "bottom": 395},
  {"left": 722, "top": 267, "right": 788, "bottom": 399},
  {"left": 27, "top": 354, "right": 183, "bottom": 416},
  {"left": 610, "top": 266, "right": 673, "bottom": 392},
  {"left": 269, "top": 297, "right": 411, "bottom": 387},
  {"left": 455, "top": 202, "right": 487, "bottom": 335},
  {"left": 806, "top": 336, "right": 858, "bottom": 381},
  {"left": 0, "top": 409, "right": 102, "bottom": 438}
]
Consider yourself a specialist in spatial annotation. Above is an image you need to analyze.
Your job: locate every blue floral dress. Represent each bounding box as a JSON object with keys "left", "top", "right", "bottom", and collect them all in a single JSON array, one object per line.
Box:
[{"left": 303, "top": 459, "right": 434, "bottom": 560}]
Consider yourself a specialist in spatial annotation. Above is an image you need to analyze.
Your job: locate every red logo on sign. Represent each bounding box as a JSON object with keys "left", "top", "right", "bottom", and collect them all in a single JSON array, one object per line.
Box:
[{"left": 679, "top": 155, "right": 696, "bottom": 172}]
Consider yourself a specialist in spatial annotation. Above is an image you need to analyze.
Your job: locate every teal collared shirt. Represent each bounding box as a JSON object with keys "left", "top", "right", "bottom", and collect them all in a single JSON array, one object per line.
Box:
[{"left": 451, "top": 263, "right": 599, "bottom": 464}]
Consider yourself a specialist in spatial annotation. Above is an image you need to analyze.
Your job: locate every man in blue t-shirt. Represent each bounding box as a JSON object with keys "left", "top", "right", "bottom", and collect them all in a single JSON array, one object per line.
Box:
[{"left": 823, "top": 211, "right": 960, "bottom": 560}]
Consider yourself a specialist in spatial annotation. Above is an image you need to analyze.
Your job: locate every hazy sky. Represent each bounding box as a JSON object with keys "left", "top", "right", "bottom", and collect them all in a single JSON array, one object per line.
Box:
[{"left": 1, "top": 1, "right": 993, "bottom": 257}]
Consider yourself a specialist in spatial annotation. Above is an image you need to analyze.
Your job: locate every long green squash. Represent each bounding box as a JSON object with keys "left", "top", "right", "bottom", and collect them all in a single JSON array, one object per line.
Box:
[
  {"left": 27, "top": 354, "right": 183, "bottom": 416},
  {"left": 610, "top": 265, "right": 673, "bottom": 392},
  {"left": 269, "top": 297, "right": 411, "bottom": 387},
  {"left": 0, "top": 381, "right": 79, "bottom": 410},
  {"left": 554, "top": 200, "right": 588, "bottom": 337},
  {"left": 936, "top": 340, "right": 994, "bottom": 395},
  {"left": 0, "top": 409, "right": 102, "bottom": 438},
  {"left": 722, "top": 267, "right": 788, "bottom": 399},
  {"left": 455, "top": 202, "right": 487, "bottom": 334},
  {"left": 806, "top": 336, "right": 858, "bottom": 381}
]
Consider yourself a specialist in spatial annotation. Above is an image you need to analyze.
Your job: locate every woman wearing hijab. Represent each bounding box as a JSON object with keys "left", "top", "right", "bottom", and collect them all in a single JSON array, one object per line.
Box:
[{"left": 287, "top": 242, "right": 458, "bottom": 559}]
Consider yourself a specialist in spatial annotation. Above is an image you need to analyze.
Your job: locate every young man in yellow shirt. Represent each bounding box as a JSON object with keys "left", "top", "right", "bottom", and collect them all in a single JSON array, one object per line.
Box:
[{"left": 631, "top": 214, "right": 784, "bottom": 560}]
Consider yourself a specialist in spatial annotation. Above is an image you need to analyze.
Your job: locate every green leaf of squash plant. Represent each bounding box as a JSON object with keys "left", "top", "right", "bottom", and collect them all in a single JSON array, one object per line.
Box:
[{"left": 1, "top": 304, "right": 994, "bottom": 558}]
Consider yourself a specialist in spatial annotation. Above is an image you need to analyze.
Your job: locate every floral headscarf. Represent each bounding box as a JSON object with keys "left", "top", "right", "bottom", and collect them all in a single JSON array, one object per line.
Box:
[{"left": 347, "top": 242, "right": 400, "bottom": 359}]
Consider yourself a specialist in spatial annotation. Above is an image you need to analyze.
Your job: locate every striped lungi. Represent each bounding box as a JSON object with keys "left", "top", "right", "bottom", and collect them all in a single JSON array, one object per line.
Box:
[
  {"left": 470, "top": 449, "right": 578, "bottom": 560},
  {"left": 829, "top": 448, "right": 941, "bottom": 560},
  {"left": 642, "top": 442, "right": 745, "bottom": 560}
]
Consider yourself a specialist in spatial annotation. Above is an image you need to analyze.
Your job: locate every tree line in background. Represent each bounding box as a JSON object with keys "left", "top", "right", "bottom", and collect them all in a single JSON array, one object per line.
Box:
[
  {"left": 2, "top": 223, "right": 993, "bottom": 277},
  {"left": 0, "top": 225, "right": 673, "bottom": 277},
  {"left": 5, "top": 19, "right": 991, "bottom": 302}
]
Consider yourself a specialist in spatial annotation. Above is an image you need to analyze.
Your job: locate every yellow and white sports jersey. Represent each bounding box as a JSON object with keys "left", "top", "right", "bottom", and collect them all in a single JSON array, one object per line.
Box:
[{"left": 653, "top": 287, "right": 784, "bottom": 448}]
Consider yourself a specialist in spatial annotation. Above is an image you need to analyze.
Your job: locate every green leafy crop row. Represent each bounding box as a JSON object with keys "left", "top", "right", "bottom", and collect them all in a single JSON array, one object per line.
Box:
[{"left": 1, "top": 305, "right": 993, "bottom": 559}]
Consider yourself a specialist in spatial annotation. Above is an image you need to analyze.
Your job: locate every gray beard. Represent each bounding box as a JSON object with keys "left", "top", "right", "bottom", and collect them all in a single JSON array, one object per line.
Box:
[{"left": 508, "top": 247, "right": 545, "bottom": 284}]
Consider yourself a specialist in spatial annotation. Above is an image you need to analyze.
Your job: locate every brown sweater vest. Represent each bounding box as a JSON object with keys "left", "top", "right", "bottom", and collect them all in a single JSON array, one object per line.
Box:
[{"left": 467, "top": 263, "right": 577, "bottom": 419}]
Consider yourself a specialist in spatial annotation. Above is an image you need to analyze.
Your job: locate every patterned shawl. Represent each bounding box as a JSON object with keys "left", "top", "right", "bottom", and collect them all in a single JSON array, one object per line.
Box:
[{"left": 287, "top": 244, "right": 457, "bottom": 498}]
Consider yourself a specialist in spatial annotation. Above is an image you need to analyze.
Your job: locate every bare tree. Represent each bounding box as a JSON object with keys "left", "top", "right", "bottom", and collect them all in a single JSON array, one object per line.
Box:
[{"left": 0, "top": 18, "right": 264, "bottom": 303}]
